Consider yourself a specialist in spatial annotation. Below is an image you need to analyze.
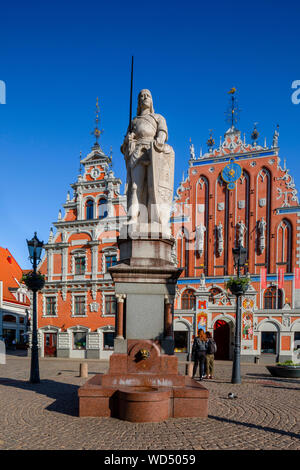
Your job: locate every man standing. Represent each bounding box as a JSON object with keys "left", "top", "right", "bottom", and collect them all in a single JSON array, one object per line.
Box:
[{"left": 205, "top": 331, "right": 217, "bottom": 379}]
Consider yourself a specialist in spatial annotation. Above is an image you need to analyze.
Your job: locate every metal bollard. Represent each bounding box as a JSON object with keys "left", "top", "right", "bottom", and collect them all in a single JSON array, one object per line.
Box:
[{"left": 79, "top": 362, "right": 88, "bottom": 378}]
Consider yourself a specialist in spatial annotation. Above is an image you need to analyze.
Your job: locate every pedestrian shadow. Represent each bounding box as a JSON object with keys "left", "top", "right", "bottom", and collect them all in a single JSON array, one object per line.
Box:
[
  {"left": 246, "top": 373, "right": 300, "bottom": 385},
  {"left": 209, "top": 415, "right": 300, "bottom": 440},
  {"left": 0, "top": 377, "right": 79, "bottom": 417}
]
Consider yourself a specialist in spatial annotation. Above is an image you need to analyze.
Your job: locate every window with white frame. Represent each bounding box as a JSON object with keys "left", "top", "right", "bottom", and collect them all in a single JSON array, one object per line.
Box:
[
  {"left": 73, "top": 295, "right": 86, "bottom": 316},
  {"left": 45, "top": 296, "right": 56, "bottom": 316},
  {"left": 75, "top": 256, "right": 86, "bottom": 275},
  {"left": 105, "top": 254, "right": 117, "bottom": 272},
  {"left": 103, "top": 331, "right": 114, "bottom": 349},
  {"left": 73, "top": 331, "right": 87, "bottom": 350},
  {"left": 72, "top": 251, "right": 87, "bottom": 276},
  {"left": 105, "top": 295, "right": 117, "bottom": 315}
]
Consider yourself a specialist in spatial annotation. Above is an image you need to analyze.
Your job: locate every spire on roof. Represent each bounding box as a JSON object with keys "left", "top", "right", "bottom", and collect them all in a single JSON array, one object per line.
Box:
[
  {"left": 225, "top": 87, "right": 241, "bottom": 130},
  {"left": 91, "top": 97, "right": 103, "bottom": 149}
]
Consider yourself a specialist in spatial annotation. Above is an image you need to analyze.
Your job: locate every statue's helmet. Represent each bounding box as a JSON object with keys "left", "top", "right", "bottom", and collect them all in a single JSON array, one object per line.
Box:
[{"left": 137, "top": 89, "right": 154, "bottom": 115}]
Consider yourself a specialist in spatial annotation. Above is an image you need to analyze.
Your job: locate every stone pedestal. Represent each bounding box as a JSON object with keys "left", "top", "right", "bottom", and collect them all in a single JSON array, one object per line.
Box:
[{"left": 78, "top": 232, "right": 209, "bottom": 422}]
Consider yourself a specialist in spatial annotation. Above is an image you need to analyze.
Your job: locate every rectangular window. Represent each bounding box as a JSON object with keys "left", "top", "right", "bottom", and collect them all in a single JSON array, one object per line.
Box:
[
  {"left": 103, "top": 332, "right": 114, "bottom": 349},
  {"left": 73, "top": 332, "right": 86, "bottom": 350},
  {"left": 294, "top": 332, "right": 300, "bottom": 350},
  {"left": 46, "top": 297, "right": 56, "bottom": 316},
  {"left": 174, "top": 331, "right": 188, "bottom": 353},
  {"left": 74, "top": 296, "right": 85, "bottom": 315},
  {"left": 105, "top": 255, "right": 117, "bottom": 272},
  {"left": 105, "top": 295, "right": 117, "bottom": 315},
  {"left": 75, "top": 257, "right": 85, "bottom": 275},
  {"left": 261, "top": 332, "right": 277, "bottom": 354}
]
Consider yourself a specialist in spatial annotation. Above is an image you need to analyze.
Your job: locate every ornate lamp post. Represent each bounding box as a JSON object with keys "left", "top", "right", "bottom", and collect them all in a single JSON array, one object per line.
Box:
[
  {"left": 230, "top": 245, "right": 248, "bottom": 384},
  {"left": 26, "top": 232, "right": 44, "bottom": 384}
]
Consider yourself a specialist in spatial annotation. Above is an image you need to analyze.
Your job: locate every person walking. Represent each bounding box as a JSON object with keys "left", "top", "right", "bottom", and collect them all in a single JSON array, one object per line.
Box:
[
  {"left": 192, "top": 329, "right": 207, "bottom": 380},
  {"left": 205, "top": 331, "right": 217, "bottom": 379}
]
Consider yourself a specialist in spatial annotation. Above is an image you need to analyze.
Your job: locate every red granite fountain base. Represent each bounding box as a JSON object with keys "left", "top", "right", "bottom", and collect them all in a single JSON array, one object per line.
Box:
[{"left": 78, "top": 340, "right": 209, "bottom": 422}]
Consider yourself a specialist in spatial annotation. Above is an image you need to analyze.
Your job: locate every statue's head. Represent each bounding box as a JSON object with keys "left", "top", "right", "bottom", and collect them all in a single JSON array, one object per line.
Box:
[{"left": 137, "top": 89, "right": 154, "bottom": 115}]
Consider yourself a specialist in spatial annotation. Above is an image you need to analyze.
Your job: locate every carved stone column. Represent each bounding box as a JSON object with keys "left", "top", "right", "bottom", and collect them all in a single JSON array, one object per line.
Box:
[
  {"left": 91, "top": 244, "right": 98, "bottom": 280},
  {"left": 116, "top": 294, "right": 126, "bottom": 339},
  {"left": 62, "top": 246, "right": 68, "bottom": 281}
]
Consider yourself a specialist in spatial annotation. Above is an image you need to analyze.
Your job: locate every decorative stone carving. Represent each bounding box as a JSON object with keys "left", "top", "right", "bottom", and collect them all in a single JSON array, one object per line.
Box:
[
  {"left": 238, "top": 200, "right": 245, "bottom": 209},
  {"left": 272, "top": 125, "right": 279, "bottom": 147},
  {"left": 121, "top": 89, "right": 174, "bottom": 234},
  {"left": 90, "top": 302, "right": 99, "bottom": 312},
  {"left": 91, "top": 284, "right": 97, "bottom": 301},
  {"left": 236, "top": 220, "right": 246, "bottom": 247},
  {"left": 259, "top": 198, "right": 266, "bottom": 207},
  {"left": 257, "top": 217, "right": 266, "bottom": 254},
  {"left": 195, "top": 224, "right": 206, "bottom": 256},
  {"left": 189, "top": 141, "right": 195, "bottom": 159},
  {"left": 61, "top": 284, "right": 67, "bottom": 301},
  {"left": 217, "top": 202, "right": 224, "bottom": 211},
  {"left": 216, "top": 222, "right": 223, "bottom": 256}
]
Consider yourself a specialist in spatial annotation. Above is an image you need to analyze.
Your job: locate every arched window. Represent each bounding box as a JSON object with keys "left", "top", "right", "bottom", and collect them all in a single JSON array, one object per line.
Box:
[
  {"left": 264, "top": 286, "right": 283, "bottom": 309},
  {"left": 98, "top": 198, "right": 108, "bottom": 219},
  {"left": 209, "top": 287, "right": 222, "bottom": 304},
  {"left": 86, "top": 199, "right": 94, "bottom": 220},
  {"left": 277, "top": 219, "right": 292, "bottom": 273},
  {"left": 181, "top": 289, "right": 196, "bottom": 310}
]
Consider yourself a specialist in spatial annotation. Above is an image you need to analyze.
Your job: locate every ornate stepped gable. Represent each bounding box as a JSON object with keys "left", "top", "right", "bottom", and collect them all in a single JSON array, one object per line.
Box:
[
  {"left": 37, "top": 136, "right": 127, "bottom": 346},
  {"left": 172, "top": 124, "right": 299, "bottom": 281}
]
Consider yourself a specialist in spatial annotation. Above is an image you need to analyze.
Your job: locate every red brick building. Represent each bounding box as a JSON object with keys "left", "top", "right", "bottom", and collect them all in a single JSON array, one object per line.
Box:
[{"left": 172, "top": 125, "right": 300, "bottom": 362}]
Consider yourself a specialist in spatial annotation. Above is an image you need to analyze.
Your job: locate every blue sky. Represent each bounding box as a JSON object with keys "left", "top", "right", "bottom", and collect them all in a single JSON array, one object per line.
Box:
[{"left": 1, "top": 0, "right": 300, "bottom": 268}]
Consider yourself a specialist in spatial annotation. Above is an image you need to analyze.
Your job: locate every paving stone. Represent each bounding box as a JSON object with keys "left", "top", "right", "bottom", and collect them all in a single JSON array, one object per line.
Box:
[{"left": 0, "top": 355, "right": 299, "bottom": 450}]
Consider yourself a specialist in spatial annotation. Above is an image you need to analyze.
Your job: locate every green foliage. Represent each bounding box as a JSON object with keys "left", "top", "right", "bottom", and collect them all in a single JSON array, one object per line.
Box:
[
  {"left": 226, "top": 276, "right": 250, "bottom": 293},
  {"left": 276, "top": 360, "right": 300, "bottom": 366}
]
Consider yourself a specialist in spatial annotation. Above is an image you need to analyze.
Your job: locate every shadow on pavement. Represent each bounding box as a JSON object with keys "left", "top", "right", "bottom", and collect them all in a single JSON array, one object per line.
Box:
[
  {"left": 246, "top": 372, "right": 300, "bottom": 385},
  {"left": 209, "top": 415, "right": 300, "bottom": 441},
  {"left": 0, "top": 377, "right": 79, "bottom": 417}
]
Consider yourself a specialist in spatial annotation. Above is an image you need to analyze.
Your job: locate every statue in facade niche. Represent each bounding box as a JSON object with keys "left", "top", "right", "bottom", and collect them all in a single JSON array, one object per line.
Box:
[
  {"left": 237, "top": 220, "right": 246, "bottom": 247},
  {"left": 195, "top": 223, "right": 206, "bottom": 256},
  {"left": 121, "top": 89, "right": 175, "bottom": 234},
  {"left": 216, "top": 221, "right": 223, "bottom": 255},
  {"left": 257, "top": 216, "right": 266, "bottom": 254}
]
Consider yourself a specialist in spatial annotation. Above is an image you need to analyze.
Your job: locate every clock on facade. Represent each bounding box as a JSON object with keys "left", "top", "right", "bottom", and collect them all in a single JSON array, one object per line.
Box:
[{"left": 221, "top": 159, "right": 242, "bottom": 190}]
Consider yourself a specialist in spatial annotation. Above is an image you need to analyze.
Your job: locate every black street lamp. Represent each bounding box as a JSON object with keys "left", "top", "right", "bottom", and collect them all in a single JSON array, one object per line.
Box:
[
  {"left": 231, "top": 245, "right": 247, "bottom": 385},
  {"left": 26, "top": 232, "right": 44, "bottom": 384}
]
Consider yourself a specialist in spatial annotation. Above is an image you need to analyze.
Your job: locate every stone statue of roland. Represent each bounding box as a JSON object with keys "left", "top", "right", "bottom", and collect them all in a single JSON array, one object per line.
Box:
[{"left": 121, "top": 89, "right": 175, "bottom": 235}]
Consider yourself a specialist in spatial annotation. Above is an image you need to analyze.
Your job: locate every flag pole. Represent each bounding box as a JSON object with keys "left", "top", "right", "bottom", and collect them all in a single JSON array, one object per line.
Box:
[{"left": 129, "top": 56, "right": 134, "bottom": 130}]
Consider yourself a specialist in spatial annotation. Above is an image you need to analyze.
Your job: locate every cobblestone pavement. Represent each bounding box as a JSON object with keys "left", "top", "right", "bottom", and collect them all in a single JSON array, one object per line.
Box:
[{"left": 0, "top": 354, "right": 299, "bottom": 450}]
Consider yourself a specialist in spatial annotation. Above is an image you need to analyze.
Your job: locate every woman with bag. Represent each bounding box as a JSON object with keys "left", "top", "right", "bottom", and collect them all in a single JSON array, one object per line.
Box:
[{"left": 192, "top": 329, "right": 207, "bottom": 380}]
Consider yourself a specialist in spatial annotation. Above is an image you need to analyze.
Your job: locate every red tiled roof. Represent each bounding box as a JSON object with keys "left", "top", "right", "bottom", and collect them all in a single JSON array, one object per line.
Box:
[{"left": 0, "top": 247, "right": 30, "bottom": 306}]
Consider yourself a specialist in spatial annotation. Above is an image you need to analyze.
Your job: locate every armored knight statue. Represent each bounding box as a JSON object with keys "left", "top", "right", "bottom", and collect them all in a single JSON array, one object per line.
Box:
[{"left": 121, "top": 89, "right": 175, "bottom": 234}]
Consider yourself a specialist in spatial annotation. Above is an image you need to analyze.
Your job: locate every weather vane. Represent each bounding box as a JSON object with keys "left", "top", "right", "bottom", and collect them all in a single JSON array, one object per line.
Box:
[
  {"left": 251, "top": 122, "right": 259, "bottom": 143},
  {"left": 91, "top": 97, "right": 103, "bottom": 145},
  {"left": 206, "top": 129, "right": 215, "bottom": 151},
  {"left": 225, "top": 87, "right": 241, "bottom": 128}
]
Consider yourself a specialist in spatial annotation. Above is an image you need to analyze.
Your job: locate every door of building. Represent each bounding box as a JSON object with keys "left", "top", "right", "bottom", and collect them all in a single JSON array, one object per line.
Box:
[
  {"left": 44, "top": 333, "right": 57, "bottom": 357},
  {"left": 214, "top": 320, "right": 230, "bottom": 360}
]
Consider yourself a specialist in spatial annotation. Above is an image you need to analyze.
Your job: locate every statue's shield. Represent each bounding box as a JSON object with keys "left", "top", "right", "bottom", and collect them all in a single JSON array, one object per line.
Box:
[{"left": 149, "top": 144, "right": 175, "bottom": 226}]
